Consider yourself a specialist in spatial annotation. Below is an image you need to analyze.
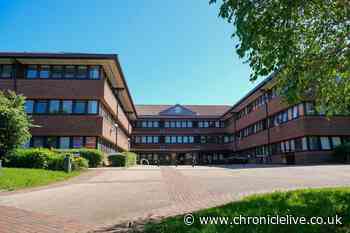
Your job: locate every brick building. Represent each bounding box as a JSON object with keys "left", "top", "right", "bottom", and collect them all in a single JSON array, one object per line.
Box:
[{"left": 1, "top": 52, "right": 349, "bottom": 164}]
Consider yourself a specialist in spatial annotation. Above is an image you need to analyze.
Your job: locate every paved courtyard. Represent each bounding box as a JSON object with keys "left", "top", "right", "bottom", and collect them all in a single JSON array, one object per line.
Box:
[{"left": 1, "top": 164, "right": 350, "bottom": 232}]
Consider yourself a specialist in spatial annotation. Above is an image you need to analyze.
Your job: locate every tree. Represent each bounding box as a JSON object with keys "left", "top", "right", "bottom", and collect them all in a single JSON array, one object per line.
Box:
[
  {"left": 210, "top": 0, "right": 350, "bottom": 115},
  {"left": 0, "top": 91, "right": 32, "bottom": 160}
]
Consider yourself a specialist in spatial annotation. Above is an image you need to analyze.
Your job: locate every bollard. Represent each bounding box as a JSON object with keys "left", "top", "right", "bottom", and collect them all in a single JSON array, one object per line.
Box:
[{"left": 63, "top": 154, "right": 72, "bottom": 173}]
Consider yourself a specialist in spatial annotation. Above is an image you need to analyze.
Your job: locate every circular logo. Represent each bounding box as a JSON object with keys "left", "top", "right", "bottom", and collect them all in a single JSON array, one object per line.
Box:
[{"left": 184, "top": 213, "right": 195, "bottom": 226}]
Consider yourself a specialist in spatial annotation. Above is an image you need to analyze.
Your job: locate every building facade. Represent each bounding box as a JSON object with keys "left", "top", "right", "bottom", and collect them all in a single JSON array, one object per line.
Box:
[{"left": 1, "top": 52, "right": 349, "bottom": 164}]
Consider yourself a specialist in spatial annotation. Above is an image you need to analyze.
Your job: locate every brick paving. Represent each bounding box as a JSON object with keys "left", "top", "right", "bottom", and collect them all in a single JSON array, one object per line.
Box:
[{"left": 1, "top": 165, "right": 350, "bottom": 233}]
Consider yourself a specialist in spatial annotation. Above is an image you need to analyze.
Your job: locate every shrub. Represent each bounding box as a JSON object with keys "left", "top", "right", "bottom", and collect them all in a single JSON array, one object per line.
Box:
[
  {"left": 108, "top": 153, "right": 125, "bottom": 167},
  {"left": 108, "top": 152, "right": 137, "bottom": 167},
  {"left": 333, "top": 142, "right": 350, "bottom": 163},
  {"left": 72, "top": 156, "right": 89, "bottom": 170},
  {"left": 123, "top": 151, "right": 137, "bottom": 167},
  {"left": 55, "top": 149, "right": 104, "bottom": 168},
  {"left": 6, "top": 148, "right": 56, "bottom": 169}
]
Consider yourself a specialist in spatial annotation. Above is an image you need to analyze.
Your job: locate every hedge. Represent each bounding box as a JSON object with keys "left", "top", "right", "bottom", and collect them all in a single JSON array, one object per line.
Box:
[
  {"left": 54, "top": 148, "right": 104, "bottom": 168},
  {"left": 333, "top": 142, "right": 350, "bottom": 163},
  {"left": 108, "top": 151, "right": 137, "bottom": 167},
  {"left": 4, "top": 148, "right": 88, "bottom": 171}
]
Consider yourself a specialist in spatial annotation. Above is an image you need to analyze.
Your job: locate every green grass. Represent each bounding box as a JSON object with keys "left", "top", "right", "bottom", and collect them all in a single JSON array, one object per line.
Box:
[
  {"left": 144, "top": 188, "right": 350, "bottom": 233},
  {"left": 0, "top": 168, "right": 81, "bottom": 191}
]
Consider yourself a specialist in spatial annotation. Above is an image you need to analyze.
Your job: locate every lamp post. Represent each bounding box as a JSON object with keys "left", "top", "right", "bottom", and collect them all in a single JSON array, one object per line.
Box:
[{"left": 114, "top": 123, "right": 119, "bottom": 153}]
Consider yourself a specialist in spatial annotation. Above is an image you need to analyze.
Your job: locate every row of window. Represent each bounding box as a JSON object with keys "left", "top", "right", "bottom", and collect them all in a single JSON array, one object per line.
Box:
[
  {"left": 236, "top": 102, "right": 318, "bottom": 139},
  {"left": 24, "top": 136, "right": 97, "bottom": 149},
  {"left": 138, "top": 153, "right": 225, "bottom": 162},
  {"left": 135, "top": 120, "right": 225, "bottom": 129},
  {"left": 0, "top": 64, "right": 12, "bottom": 78},
  {"left": 26, "top": 65, "right": 101, "bottom": 80},
  {"left": 242, "top": 136, "right": 346, "bottom": 157},
  {"left": 237, "top": 88, "right": 278, "bottom": 120},
  {"left": 133, "top": 134, "right": 234, "bottom": 144},
  {"left": 25, "top": 99, "right": 99, "bottom": 115}
]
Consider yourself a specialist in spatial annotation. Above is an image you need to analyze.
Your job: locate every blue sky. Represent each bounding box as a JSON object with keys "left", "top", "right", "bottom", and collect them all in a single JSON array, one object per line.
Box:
[{"left": 0, "top": 0, "right": 264, "bottom": 106}]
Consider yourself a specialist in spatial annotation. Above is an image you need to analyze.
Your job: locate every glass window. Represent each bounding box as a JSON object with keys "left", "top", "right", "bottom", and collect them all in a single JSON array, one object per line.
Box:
[
  {"left": 142, "top": 121, "right": 147, "bottom": 128},
  {"left": 74, "top": 101, "right": 86, "bottom": 114},
  {"left": 189, "top": 136, "right": 194, "bottom": 143},
  {"left": 147, "top": 121, "right": 153, "bottom": 128},
  {"left": 305, "top": 102, "right": 315, "bottom": 115},
  {"left": 87, "top": 100, "right": 98, "bottom": 114},
  {"left": 153, "top": 136, "right": 159, "bottom": 144},
  {"left": 176, "top": 121, "right": 181, "bottom": 128},
  {"left": 147, "top": 136, "right": 153, "bottom": 144},
  {"left": 170, "top": 121, "right": 176, "bottom": 128},
  {"left": 309, "top": 136, "right": 320, "bottom": 150},
  {"left": 332, "top": 137, "right": 342, "bottom": 148},
  {"left": 153, "top": 121, "right": 159, "bottom": 128},
  {"left": 141, "top": 136, "right": 147, "bottom": 144},
  {"left": 320, "top": 137, "right": 331, "bottom": 150},
  {"left": 165, "top": 136, "right": 171, "bottom": 144},
  {"left": 76, "top": 66, "right": 88, "bottom": 79},
  {"left": 181, "top": 121, "right": 187, "bottom": 128},
  {"left": 204, "top": 121, "right": 209, "bottom": 128},
  {"left": 59, "top": 137, "right": 70, "bottom": 149},
  {"left": 177, "top": 136, "right": 183, "bottom": 144},
  {"left": 85, "top": 137, "right": 96, "bottom": 148},
  {"left": 62, "top": 100, "right": 73, "bottom": 114},
  {"left": 171, "top": 136, "right": 176, "bottom": 144},
  {"left": 26, "top": 65, "right": 38, "bottom": 79},
  {"left": 215, "top": 121, "right": 220, "bottom": 128},
  {"left": 165, "top": 121, "right": 170, "bottom": 128},
  {"left": 49, "top": 100, "right": 60, "bottom": 113},
  {"left": 25, "top": 100, "right": 34, "bottom": 113},
  {"left": 187, "top": 121, "right": 193, "bottom": 128},
  {"left": 183, "top": 136, "right": 189, "bottom": 144},
  {"left": 302, "top": 137, "right": 308, "bottom": 151},
  {"left": 47, "top": 137, "right": 58, "bottom": 148},
  {"left": 89, "top": 66, "right": 100, "bottom": 79},
  {"left": 39, "top": 65, "right": 50, "bottom": 78},
  {"left": 35, "top": 100, "right": 48, "bottom": 114},
  {"left": 135, "top": 136, "right": 140, "bottom": 144},
  {"left": 51, "top": 65, "right": 63, "bottom": 78},
  {"left": 32, "top": 137, "right": 44, "bottom": 147},
  {"left": 65, "top": 65, "right": 75, "bottom": 78},
  {"left": 1, "top": 65, "right": 12, "bottom": 78},
  {"left": 198, "top": 121, "right": 203, "bottom": 128},
  {"left": 73, "top": 136, "right": 84, "bottom": 148}
]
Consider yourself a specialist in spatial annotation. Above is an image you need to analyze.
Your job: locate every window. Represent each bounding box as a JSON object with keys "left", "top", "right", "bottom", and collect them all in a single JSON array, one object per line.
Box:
[
  {"left": 189, "top": 136, "right": 194, "bottom": 143},
  {"left": 153, "top": 136, "right": 159, "bottom": 144},
  {"left": 35, "top": 100, "right": 48, "bottom": 114},
  {"left": 89, "top": 66, "right": 100, "bottom": 79},
  {"left": 49, "top": 100, "right": 60, "bottom": 113},
  {"left": 147, "top": 136, "right": 153, "bottom": 144},
  {"left": 65, "top": 66, "right": 75, "bottom": 78},
  {"left": 165, "top": 121, "right": 170, "bottom": 128},
  {"left": 309, "top": 136, "right": 320, "bottom": 150},
  {"left": 176, "top": 121, "right": 181, "bottom": 128},
  {"left": 165, "top": 136, "right": 171, "bottom": 143},
  {"left": 25, "top": 100, "right": 34, "bottom": 113},
  {"left": 59, "top": 137, "right": 70, "bottom": 149},
  {"left": 170, "top": 121, "right": 176, "bottom": 128},
  {"left": 320, "top": 137, "right": 331, "bottom": 150},
  {"left": 74, "top": 101, "right": 86, "bottom": 114},
  {"left": 305, "top": 102, "right": 315, "bottom": 115},
  {"left": 87, "top": 100, "right": 98, "bottom": 114},
  {"left": 332, "top": 137, "right": 342, "bottom": 147},
  {"left": 141, "top": 136, "right": 147, "bottom": 144},
  {"left": 27, "top": 65, "right": 38, "bottom": 79},
  {"left": 171, "top": 136, "right": 176, "bottom": 144},
  {"left": 32, "top": 137, "right": 44, "bottom": 147},
  {"left": 51, "top": 65, "right": 63, "bottom": 78},
  {"left": 1, "top": 65, "right": 12, "bottom": 78},
  {"left": 62, "top": 100, "right": 73, "bottom": 114},
  {"left": 72, "top": 137, "right": 84, "bottom": 148},
  {"left": 292, "top": 105, "right": 299, "bottom": 119},
  {"left": 183, "top": 136, "right": 189, "bottom": 144},
  {"left": 77, "top": 66, "right": 88, "bottom": 79},
  {"left": 177, "top": 136, "right": 183, "bottom": 144},
  {"left": 147, "top": 121, "right": 153, "bottom": 128},
  {"left": 188, "top": 121, "right": 193, "bottom": 128},
  {"left": 85, "top": 137, "right": 96, "bottom": 148},
  {"left": 181, "top": 121, "right": 187, "bottom": 128},
  {"left": 47, "top": 137, "right": 58, "bottom": 148},
  {"left": 153, "top": 121, "right": 159, "bottom": 128},
  {"left": 39, "top": 65, "right": 50, "bottom": 78},
  {"left": 302, "top": 137, "right": 308, "bottom": 151},
  {"left": 204, "top": 121, "right": 209, "bottom": 128}
]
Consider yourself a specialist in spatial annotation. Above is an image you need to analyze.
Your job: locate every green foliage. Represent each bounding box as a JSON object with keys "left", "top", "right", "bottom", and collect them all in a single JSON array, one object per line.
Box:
[
  {"left": 5, "top": 148, "right": 88, "bottom": 171},
  {"left": 333, "top": 142, "right": 350, "bottom": 163},
  {"left": 211, "top": 0, "right": 350, "bottom": 115},
  {"left": 55, "top": 148, "right": 104, "bottom": 168},
  {"left": 0, "top": 168, "right": 81, "bottom": 191},
  {"left": 108, "top": 151, "right": 137, "bottom": 167},
  {"left": 145, "top": 187, "right": 350, "bottom": 233},
  {"left": 0, "top": 91, "right": 32, "bottom": 159},
  {"left": 108, "top": 153, "right": 125, "bottom": 167},
  {"left": 123, "top": 151, "right": 137, "bottom": 167}
]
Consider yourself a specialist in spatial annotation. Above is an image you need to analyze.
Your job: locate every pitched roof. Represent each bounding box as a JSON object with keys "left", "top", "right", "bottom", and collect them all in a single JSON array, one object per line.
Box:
[{"left": 136, "top": 104, "right": 232, "bottom": 117}]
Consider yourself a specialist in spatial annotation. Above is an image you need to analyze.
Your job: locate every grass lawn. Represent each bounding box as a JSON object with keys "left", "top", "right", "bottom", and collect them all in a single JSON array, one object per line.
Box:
[
  {"left": 144, "top": 188, "right": 350, "bottom": 233},
  {"left": 0, "top": 168, "right": 81, "bottom": 191}
]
